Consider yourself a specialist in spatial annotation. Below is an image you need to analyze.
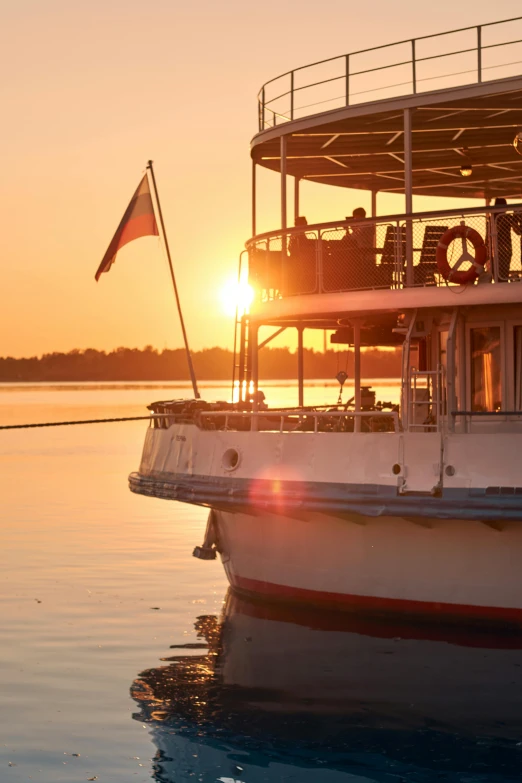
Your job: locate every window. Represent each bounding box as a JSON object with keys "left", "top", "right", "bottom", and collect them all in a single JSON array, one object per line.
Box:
[{"left": 470, "top": 327, "right": 502, "bottom": 412}]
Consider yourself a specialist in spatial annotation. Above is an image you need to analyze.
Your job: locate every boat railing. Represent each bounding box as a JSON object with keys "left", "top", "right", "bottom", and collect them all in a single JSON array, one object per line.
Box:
[
  {"left": 247, "top": 203, "right": 522, "bottom": 300},
  {"left": 151, "top": 410, "right": 400, "bottom": 434},
  {"left": 258, "top": 17, "right": 522, "bottom": 130},
  {"left": 452, "top": 410, "right": 522, "bottom": 433},
  {"left": 408, "top": 366, "right": 446, "bottom": 433}
]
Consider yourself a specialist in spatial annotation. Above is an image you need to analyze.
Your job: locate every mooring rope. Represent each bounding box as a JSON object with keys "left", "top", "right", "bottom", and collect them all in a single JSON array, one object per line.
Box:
[{"left": 0, "top": 415, "right": 153, "bottom": 430}]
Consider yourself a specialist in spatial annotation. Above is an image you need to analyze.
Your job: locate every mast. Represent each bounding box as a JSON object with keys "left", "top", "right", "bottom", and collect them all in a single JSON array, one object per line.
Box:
[{"left": 146, "top": 160, "right": 200, "bottom": 399}]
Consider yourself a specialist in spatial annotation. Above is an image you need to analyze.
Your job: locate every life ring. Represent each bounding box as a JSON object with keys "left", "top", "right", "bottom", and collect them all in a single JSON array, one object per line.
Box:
[{"left": 436, "top": 224, "right": 487, "bottom": 285}]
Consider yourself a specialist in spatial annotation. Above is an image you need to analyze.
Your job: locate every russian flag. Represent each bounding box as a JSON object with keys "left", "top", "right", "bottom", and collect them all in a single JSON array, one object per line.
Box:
[{"left": 95, "top": 174, "right": 159, "bottom": 281}]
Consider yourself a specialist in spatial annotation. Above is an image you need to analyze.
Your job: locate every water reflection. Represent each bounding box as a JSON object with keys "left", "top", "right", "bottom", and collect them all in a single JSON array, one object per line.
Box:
[{"left": 132, "top": 592, "right": 522, "bottom": 782}]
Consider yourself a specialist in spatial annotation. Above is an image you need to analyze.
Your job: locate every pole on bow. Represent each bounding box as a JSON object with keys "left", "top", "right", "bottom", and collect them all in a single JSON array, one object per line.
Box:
[{"left": 146, "top": 160, "right": 200, "bottom": 399}]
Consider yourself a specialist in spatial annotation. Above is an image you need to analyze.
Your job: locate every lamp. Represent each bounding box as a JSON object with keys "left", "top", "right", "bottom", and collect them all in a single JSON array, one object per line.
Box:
[
  {"left": 460, "top": 160, "right": 473, "bottom": 177},
  {"left": 514, "top": 131, "right": 522, "bottom": 156}
]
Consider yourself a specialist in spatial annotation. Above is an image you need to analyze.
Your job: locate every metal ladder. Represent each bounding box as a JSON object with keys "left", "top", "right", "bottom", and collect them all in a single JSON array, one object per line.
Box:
[
  {"left": 231, "top": 251, "right": 251, "bottom": 403},
  {"left": 408, "top": 365, "right": 445, "bottom": 432}
]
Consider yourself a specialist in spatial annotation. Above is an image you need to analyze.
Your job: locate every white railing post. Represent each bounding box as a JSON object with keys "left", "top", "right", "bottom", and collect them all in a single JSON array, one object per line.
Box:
[
  {"left": 403, "top": 108, "right": 414, "bottom": 287},
  {"left": 477, "top": 26, "right": 482, "bottom": 83}
]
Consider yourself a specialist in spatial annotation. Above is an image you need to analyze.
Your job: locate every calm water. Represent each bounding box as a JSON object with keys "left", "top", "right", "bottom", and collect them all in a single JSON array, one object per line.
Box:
[{"left": 1, "top": 381, "right": 522, "bottom": 783}]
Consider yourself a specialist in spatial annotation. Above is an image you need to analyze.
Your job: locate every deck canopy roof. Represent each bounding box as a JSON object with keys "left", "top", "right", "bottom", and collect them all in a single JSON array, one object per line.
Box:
[{"left": 251, "top": 79, "right": 522, "bottom": 200}]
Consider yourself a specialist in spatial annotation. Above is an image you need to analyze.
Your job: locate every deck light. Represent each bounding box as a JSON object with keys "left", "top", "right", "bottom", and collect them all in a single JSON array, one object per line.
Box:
[{"left": 514, "top": 131, "right": 522, "bottom": 155}]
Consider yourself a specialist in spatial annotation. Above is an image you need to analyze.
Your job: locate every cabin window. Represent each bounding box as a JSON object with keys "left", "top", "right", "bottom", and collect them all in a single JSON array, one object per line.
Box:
[
  {"left": 470, "top": 327, "right": 502, "bottom": 412},
  {"left": 514, "top": 326, "right": 522, "bottom": 410}
]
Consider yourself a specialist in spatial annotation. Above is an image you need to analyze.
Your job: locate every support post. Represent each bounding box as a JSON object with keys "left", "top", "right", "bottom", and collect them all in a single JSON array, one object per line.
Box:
[
  {"left": 146, "top": 160, "right": 200, "bottom": 399},
  {"left": 297, "top": 326, "right": 304, "bottom": 408},
  {"left": 281, "top": 135, "right": 287, "bottom": 230},
  {"left": 294, "top": 176, "right": 300, "bottom": 224},
  {"left": 251, "top": 324, "right": 259, "bottom": 430},
  {"left": 246, "top": 321, "right": 253, "bottom": 400},
  {"left": 477, "top": 26, "right": 482, "bottom": 83},
  {"left": 411, "top": 39, "right": 417, "bottom": 93},
  {"left": 446, "top": 308, "right": 459, "bottom": 433},
  {"left": 403, "top": 109, "right": 414, "bottom": 287},
  {"left": 371, "top": 189, "right": 378, "bottom": 252},
  {"left": 252, "top": 160, "right": 257, "bottom": 237},
  {"left": 353, "top": 322, "right": 361, "bottom": 433},
  {"left": 238, "top": 315, "right": 247, "bottom": 403},
  {"left": 281, "top": 135, "right": 288, "bottom": 292},
  {"left": 457, "top": 315, "right": 466, "bottom": 430},
  {"left": 371, "top": 190, "right": 377, "bottom": 218}
]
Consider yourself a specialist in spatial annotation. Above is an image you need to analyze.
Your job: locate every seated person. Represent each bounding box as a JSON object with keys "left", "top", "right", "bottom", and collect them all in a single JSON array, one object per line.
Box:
[
  {"left": 288, "top": 215, "right": 310, "bottom": 256},
  {"left": 491, "top": 197, "right": 521, "bottom": 282},
  {"left": 288, "top": 216, "right": 315, "bottom": 293},
  {"left": 350, "top": 207, "right": 374, "bottom": 254}
]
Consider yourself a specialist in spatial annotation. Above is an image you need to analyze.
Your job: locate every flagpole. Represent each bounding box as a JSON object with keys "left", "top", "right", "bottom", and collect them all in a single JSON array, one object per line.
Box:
[{"left": 146, "top": 160, "right": 200, "bottom": 399}]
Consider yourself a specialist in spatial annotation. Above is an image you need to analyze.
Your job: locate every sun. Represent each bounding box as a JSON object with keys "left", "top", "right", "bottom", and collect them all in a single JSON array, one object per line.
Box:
[{"left": 220, "top": 277, "right": 254, "bottom": 317}]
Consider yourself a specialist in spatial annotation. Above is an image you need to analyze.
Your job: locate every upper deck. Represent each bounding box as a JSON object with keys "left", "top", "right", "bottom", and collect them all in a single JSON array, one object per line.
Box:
[
  {"left": 247, "top": 202, "right": 522, "bottom": 323},
  {"left": 256, "top": 17, "right": 522, "bottom": 136},
  {"left": 246, "top": 18, "right": 522, "bottom": 322}
]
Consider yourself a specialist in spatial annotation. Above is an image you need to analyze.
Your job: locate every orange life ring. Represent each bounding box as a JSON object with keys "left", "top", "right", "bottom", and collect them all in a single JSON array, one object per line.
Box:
[{"left": 436, "top": 224, "right": 487, "bottom": 285}]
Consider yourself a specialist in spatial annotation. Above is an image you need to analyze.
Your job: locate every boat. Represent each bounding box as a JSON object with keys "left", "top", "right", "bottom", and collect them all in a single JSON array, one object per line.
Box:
[
  {"left": 130, "top": 18, "right": 522, "bottom": 621},
  {"left": 131, "top": 591, "right": 522, "bottom": 782}
]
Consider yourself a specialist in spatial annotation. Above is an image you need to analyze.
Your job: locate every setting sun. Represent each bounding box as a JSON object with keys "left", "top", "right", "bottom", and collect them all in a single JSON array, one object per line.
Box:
[{"left": 220, "top": 276, "right": 254, "bottom": 317}]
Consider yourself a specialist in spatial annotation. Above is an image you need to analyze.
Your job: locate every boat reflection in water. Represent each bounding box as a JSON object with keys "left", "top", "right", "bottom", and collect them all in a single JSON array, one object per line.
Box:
[{"left": 131, "top": 592, "right": 522, "bottom": 782}]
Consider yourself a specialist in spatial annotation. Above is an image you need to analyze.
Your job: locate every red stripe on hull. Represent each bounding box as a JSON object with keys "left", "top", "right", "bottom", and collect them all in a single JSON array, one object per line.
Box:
[{"left": 230, "top": 573, "right": 522, "bottom": 624}]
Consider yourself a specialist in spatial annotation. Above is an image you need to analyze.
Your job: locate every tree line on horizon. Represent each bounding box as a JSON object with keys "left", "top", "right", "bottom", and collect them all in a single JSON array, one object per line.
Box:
[{"left": 0, "top": 346, "right": 401, "bottom": 382}]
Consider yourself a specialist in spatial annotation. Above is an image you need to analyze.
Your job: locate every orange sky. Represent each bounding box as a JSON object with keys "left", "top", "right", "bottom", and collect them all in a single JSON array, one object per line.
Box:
[{"left": 1, "top": 0, "right": 519, "bottom": 357}]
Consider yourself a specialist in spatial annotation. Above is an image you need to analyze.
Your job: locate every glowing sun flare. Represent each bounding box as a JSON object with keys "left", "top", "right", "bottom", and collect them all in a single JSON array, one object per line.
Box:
[{"left": 220, "top": 278, "right": 254, "bottom": 316}]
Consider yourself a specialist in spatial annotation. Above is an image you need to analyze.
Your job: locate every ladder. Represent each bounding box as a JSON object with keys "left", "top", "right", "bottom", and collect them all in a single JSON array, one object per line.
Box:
[
  {"left": 232, "top": 314, "right": 250, "bottom": 403},
  {"left": 231, "top": 251, "right": 250, "bottom": 403},
  {"left": 408, "top": 365, "right": 445, "bottom": 432}
]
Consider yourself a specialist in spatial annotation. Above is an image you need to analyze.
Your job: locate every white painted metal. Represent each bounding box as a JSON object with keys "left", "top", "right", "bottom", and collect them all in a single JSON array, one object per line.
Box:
[
  {"left": 217, "top": 508, "right": 522, "bottom": 610},
  {"left": 134, "top": 35, "right": 522, "bottom": 619},
  {"left": 251, "top": 280, "right": 522, "bottom": 322},
  {"left": 280, "top": 135, "right": 287, "bottom": 232},
  {"left": 253, "top": 75, "right": 522, "bottom": 145},
  {"left": 404, "top": 108, "right": 414, "bottom": 287}
]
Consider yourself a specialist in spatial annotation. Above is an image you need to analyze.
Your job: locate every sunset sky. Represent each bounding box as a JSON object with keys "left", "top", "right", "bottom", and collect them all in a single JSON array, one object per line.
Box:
[{"left": 1, "top": 0, "right": 520, "bottom": 357}]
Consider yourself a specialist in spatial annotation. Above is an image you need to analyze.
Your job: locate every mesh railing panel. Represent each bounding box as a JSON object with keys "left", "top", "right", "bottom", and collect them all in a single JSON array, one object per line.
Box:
[
  {"left": 248, "top": 207, "right": 522, "bottom": 301},
  {"left": 286, "top": 230, "right": 319, "bottom": 295},
  {"left": 320, "top": 223, "right": 401, "bottom": 292},
  {"left": 248, "top": 232, "right": 319, "bottom": 301},
  {"left": 493, "top": 210, "right": 522, "bottom": 283},
  {"left": 408, "top": 214, "right": 489, "bottom": 287}
]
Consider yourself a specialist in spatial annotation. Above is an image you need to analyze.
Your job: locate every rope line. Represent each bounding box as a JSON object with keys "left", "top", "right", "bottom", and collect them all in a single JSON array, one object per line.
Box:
[{"left": 0, "top": 416, "right": 153, "bottom": 430}]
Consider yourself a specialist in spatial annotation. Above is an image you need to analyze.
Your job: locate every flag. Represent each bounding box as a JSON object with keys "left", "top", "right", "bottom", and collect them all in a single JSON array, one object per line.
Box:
[{"left": 95, "top": 174, "right": 159, "bottom": 281}]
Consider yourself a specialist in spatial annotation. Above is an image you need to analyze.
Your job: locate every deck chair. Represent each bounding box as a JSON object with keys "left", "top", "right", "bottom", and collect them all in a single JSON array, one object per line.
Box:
[
  {"left": 376, "top": 225, "right": 406, "bottom": 287},
  {"left": 414, "top": 225, "right": 448, "bottom": 286}
]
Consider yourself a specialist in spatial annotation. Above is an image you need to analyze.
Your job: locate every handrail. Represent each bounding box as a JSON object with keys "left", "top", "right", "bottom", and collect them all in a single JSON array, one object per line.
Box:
[
  {"left": 452, "top": 410, "right": 522, "bottom": 415},
  {"left": 246, "top": 202, "right": 522, "bottom": 246},
  {"left": 257, "top": 17, "right": 522, "bottom": 129},
  {"left": 246, "top": 203, "right": 522, "bottom": 297},
  {"left": 150, "top": 409, "right": 400, "bottom": 434},
  {"left": 199, "top": 409, "right": 400, "bottom": 434}
]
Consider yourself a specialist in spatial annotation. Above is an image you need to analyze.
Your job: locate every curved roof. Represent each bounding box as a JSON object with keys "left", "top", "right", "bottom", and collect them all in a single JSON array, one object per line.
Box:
[{"left": 251, "top": 77, "right": 522, "bottom": 200}]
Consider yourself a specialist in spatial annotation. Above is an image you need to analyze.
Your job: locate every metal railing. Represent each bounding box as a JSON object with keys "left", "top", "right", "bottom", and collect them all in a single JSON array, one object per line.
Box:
[
  {"left": 200, "top": 409, "right": 400, "bottom": 434},
  {"left": 246, "top": 203, "right": 522, "bottom": 300},
  {"left": 150, "top": 409, "right": 400, "bottom": 433},
  {"left": 409, "top": 367, "right": 445, "bottom": 432},
  {"left": 258, "top": 17, "right": 522, "bottom": 130}
]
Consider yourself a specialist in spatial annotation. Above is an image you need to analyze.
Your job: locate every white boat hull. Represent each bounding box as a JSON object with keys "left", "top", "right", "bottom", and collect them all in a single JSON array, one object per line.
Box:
[
  {"left": 129, "top": 421, "right": 522, "bottom": 621},
  {"left": 215, "top": 508, "right": 522, "bottom": 620}
]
